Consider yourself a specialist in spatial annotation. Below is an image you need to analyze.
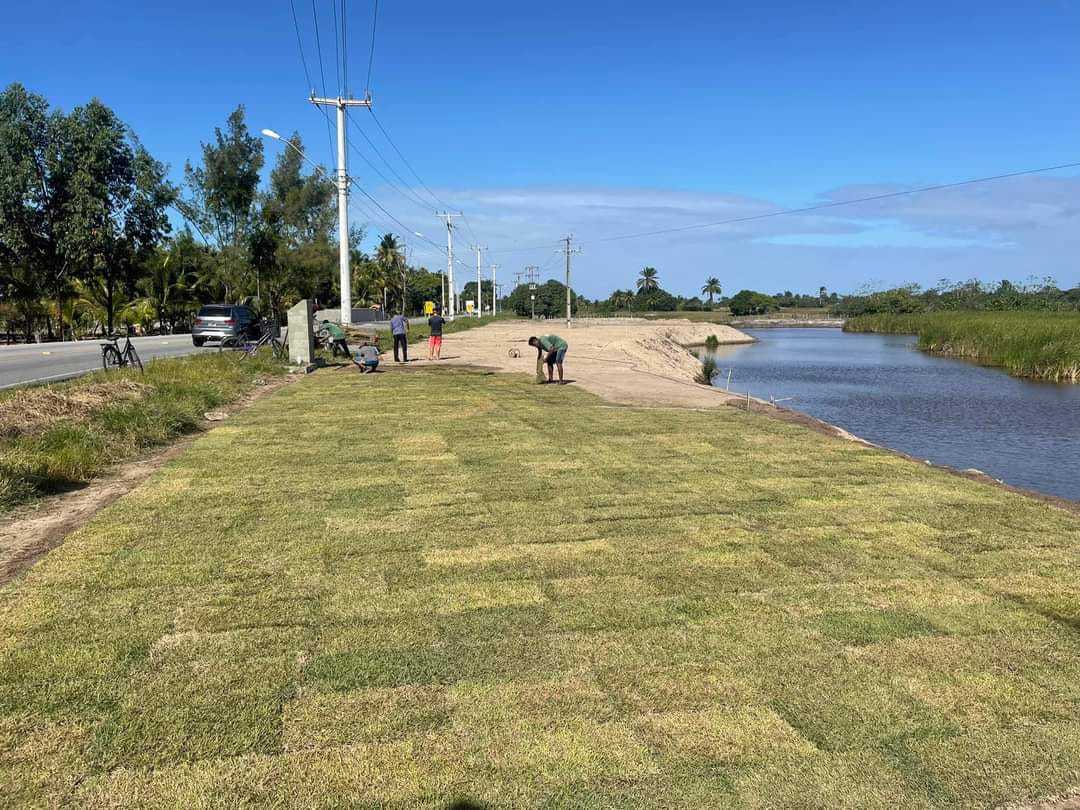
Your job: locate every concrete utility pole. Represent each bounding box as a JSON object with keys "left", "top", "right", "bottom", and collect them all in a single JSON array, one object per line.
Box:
[
  {"left": 471, "top": 244, "right": 487, "bottom": 317},
  {"left": 309, "top": 93, "right": 372, "bottom": 325},
  {"left": 525, "top": 265, "right": 540, "bottom": 320},
  {"left": 490, "top": 264, "right": 498, "bottom": 316},
  {"left": 558, "top": 235, "right": 582, "bottom": 328},
  {"left": 435, "top": 212, "right": 463, "bottom": 318}
]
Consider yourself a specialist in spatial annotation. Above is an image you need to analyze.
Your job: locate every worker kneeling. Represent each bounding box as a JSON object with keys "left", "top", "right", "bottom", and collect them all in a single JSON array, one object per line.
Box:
[
  {"left": 528, "top": 334, "right": 568, "bottom": 384},
  {"left": 352, "top": 344, "right": 380, "bottom": 374}
]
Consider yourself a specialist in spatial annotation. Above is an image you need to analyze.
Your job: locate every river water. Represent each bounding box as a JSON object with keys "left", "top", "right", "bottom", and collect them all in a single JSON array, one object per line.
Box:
[{"left": 707, "top": 328, "right": 1080, "bottom": 502}]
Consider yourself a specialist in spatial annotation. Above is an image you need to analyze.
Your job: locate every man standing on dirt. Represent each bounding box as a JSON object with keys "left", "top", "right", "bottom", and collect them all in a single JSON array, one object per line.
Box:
[
  {"left": 390, "top": 311, "right": 409, "bottom": 363},
  {"left": 529, "top": 334, "right": 569, "bottom": 384},
  {"left": 427, "top": 307, "right": 446, "bottom": 361}
]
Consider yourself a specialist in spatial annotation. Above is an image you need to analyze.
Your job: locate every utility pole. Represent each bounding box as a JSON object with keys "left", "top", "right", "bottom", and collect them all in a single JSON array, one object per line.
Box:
[
  {"left": 309, "top": 93, "right": 372, "bottom": 325},
  {"left": 471, "top": 244, "right": 487, "bottom": 318},
  {"left": 525, "top": 265, "right": 540, "bottom": 320},
  {"left": 491, "top": 264, "right": 498, "bottom": 316},
  {"left": 558, "top": 235, "right": 582, "bottom": 328},
  {"left": 402, "top": 245, "right": 411, "bottom": 316},
  {"left": 435, "top": 212, "right": 462, "bottom": 318}
]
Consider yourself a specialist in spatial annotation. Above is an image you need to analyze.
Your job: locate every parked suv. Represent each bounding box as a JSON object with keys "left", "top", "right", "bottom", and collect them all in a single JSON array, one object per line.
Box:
[{"left": 191, "top": 304, "right": 258, "bottom": 346}]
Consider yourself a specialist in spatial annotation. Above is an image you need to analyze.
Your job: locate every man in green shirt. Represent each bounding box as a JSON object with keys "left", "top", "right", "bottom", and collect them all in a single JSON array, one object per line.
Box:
[
  {"left": 319, "top": 320, "right": 350, "bottom": 357},
  {"left": 528, "top": 334, "right": 569, "bottom": 384}
]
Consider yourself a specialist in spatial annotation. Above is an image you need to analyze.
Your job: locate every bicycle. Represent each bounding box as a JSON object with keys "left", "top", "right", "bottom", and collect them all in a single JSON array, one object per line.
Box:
[
  {"left": 101, "top": 332, "right": 143, "bottom": 372},
  {"left": 220, "top": 322, "right": 288, "bottom": 361}
]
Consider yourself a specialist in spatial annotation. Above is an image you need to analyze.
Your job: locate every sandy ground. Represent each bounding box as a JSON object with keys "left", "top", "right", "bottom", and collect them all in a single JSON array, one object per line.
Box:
[{"left": 414, "top": 318, "right": 752, "bottom": 408}]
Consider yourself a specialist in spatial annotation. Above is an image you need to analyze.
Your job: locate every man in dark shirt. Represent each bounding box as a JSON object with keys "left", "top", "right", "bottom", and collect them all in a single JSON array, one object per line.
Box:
[
  {"left": 427, "top": 308, "right": 446, "bottom": 360},
  {"left": 389, "top": 311, "right": 409, "bottom": 363}
]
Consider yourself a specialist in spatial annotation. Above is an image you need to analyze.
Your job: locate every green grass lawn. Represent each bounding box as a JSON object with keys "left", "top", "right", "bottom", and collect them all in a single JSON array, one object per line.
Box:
[
  {"left": 0, "top": 353, "right": 285, "bottom": 512},
  {"left": 2, "top": 368, "right": 1079, "bottom": 807}
]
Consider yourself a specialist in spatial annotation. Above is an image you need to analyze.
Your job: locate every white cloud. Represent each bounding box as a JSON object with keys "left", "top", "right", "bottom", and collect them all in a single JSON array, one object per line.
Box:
[{"left": 363, "top": 173, "right": 1080, "bottom": 297}]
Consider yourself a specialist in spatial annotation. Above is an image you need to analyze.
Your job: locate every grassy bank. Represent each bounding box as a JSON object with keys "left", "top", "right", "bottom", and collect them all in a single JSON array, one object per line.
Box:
[
  {"left": 0, "top": 353, "right": 285, "bottom": 512},
  {"left": 846, "top": 311, "right": 1080, "bottom": 382},
  {"left": 3, "top": 368, "right": 1080, "bottom": 807}
]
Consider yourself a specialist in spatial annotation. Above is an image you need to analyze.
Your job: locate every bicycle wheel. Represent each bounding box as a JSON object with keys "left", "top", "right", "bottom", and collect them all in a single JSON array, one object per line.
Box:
[
  {"left": 219, "top": 335, "right": 241, "bottom": 352},
  {"left": 102, "top": 345, "right": 122, "bottom": 371},
  {"left": 125, "top": 345, "right": 143, "bottom": 372}
]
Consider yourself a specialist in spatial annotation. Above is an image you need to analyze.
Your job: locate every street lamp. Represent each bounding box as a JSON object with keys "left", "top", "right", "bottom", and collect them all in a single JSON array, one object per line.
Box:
[{"left": 261, "top": 127, "right": 351, "bottom": 323}]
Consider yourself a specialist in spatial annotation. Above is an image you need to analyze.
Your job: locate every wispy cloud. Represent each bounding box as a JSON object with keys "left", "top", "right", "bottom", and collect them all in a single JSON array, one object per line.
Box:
[{"left": 367, "top": 174, "right": 1080, "bottom": 296}]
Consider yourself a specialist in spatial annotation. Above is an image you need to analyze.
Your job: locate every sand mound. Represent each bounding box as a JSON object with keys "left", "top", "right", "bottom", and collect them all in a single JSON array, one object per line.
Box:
[{"left": 430, "top": 318, "right": 752, "bottom": 408}]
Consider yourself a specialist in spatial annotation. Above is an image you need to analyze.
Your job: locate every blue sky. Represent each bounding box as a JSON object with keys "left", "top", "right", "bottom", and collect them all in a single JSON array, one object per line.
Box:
[{"left": 3, "top": 0, "right": 1079, "bottom": 297}]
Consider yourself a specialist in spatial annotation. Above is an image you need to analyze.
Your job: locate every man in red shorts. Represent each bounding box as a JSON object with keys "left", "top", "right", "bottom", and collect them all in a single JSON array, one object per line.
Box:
[{"left": 427, "top": 307, "right": 446, "bottom": 360}]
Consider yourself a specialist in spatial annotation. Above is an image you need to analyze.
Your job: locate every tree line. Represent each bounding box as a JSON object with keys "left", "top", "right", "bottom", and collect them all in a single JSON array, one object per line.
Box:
[
  {"left": 0, "top": 83, "right": 445, "bottom": 342},
  {"left": 502, "top": 266, "right": 1080, "bottom": 319}
]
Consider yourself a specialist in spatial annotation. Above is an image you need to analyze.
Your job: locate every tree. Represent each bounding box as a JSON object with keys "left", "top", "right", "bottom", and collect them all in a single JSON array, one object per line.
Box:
[
  {"left": 0, "top": 84, "right": 173, "bottom": 337},
  {"left": 461, "top": 279, "right": 494, "bottom": 312},
  {"left": 0, "top": 83, "right": 70, "bottom": 338},
  {"left": 506, "top": 279, "right": 576, "bottom": 318},
  {"left": 609, "top": 289, "right": 634, "bottom": 312},
  {"left": 637, "top": 266, "right": 659, "bottom": 292},
  {"left": 183, "top": 106, "right": 264, "bottom": 301},
  {"left": 137, "top": 236, "right": 202, "bottom": 333},
  {"left": 635, "top": 288, "right": 677, "bottom": 311},
  {"left": 258, "top": 133, "right": 335, "bottom": 317},
  {"left": 701, "top": 276, "right": 722, "bottom": 305},
  {"left": 59, "top": 99, "right": 174, "bottom": 332},
  {"left": 727, "top": 289, "right": 776, "bottom": 316},
  {"left": 404, "top": 266, "right": 443, "bottom": 315},
  {"left": 375, "top": 233, "right": 405, "bottom": 311}
]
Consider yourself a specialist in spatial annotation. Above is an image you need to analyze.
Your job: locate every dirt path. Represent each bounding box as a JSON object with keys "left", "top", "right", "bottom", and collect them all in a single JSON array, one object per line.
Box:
[{"left": 414, "top": 318, "right": 751, "bottom": 408}]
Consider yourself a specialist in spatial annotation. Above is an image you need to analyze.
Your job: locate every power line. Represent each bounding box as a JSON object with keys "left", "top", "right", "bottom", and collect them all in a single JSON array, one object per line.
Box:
[
  {"left": 366, "top": 0, "right": 379, "bottom": 96},
  {"left": 331, "top": 0, "right": 341, "bottom": 95},
  {"left": 308, "top": 0, "right": 337, "bottom": 165},
  {"left": 310, "top": 1, "right": 330, "bottom": 99},
  {"left": 341, "top": 0, "right": 349, "bottom": 97},
  {"left": 367, "top": 107, "right": 451, "bottom": 210},
  {"left": 347, "top": 115, "right": 433, "bottom": 211},
  {"left": 582, "top": 161, "right": 1080, "bottom": 247},
  {"left": 288, "top": 0, "right": 314, "bottom": 93},
  {"left": 346, "top": 137, "right": 430, "bottom": 212}
]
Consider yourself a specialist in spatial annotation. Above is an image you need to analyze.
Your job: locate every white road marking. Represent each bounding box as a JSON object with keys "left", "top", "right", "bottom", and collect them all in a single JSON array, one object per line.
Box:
[{"left": 0, "top": 367, "right": 100, "bottom": 390}]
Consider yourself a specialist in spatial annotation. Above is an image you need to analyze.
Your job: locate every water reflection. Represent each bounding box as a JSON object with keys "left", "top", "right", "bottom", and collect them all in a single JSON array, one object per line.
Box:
[{"left": 708, "top": 328, "right": 1080, "bottom": 501}]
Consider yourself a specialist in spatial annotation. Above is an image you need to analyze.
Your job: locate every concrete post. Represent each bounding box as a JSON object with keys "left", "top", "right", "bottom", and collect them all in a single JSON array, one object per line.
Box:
[{"left": 287, "top": 299, "right": 315, "bottom": 365}]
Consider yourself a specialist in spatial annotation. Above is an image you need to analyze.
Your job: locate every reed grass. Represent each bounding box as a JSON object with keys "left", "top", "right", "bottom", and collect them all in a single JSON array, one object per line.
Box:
[{"left": 845, "top": 311, "right": 1080, "bottom": 382}]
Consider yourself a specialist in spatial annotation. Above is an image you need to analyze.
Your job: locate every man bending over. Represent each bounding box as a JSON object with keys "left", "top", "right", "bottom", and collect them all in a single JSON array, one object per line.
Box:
[{"left": 528, "top": 334, "right": 569, "bottom": 384}]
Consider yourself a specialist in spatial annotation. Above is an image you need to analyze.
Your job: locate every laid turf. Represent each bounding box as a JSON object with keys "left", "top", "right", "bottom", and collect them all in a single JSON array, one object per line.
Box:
[{"left": 1, "top": 368, "right": 1079, "bottom": 807}]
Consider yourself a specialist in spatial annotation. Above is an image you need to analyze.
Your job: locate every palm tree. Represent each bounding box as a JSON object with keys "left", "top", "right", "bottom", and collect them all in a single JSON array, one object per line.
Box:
[
  {"left": 701, "top": 277, "right": 722, "bottom": 305},
  {"left": 138, "top": 252, "right": 194, "bottom": 334},
  {"left": 610, "top": 289, "right": 633, "bottom": 312},
  {"left": 375, "top": 233, "right": 405, "bottom": 312},
  {"left": 637, "top": 267, "right": 659, "bottom": 292}
]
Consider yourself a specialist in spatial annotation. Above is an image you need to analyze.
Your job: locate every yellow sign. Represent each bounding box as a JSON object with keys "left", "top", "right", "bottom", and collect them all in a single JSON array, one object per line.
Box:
[
  {"left": 423, "top": 301, "right": 435, "bottom": 315},
  {"left": 465, "top": 300, "right": 475, "bottom": 314}
]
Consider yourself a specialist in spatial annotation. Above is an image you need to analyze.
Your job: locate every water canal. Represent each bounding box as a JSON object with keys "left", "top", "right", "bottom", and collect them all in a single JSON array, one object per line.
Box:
[{"left": 707, "top": 327, "right": 1080, "bottom": 501}]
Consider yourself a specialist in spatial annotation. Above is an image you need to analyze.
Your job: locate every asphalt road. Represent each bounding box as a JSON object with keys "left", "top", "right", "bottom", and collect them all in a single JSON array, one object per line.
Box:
[{"left": 0, "top": 335, "right": 216, "bottom": 390}]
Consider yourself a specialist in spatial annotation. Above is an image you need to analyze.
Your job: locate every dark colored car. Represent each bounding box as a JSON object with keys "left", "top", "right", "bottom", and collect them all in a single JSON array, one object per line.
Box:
[{"left": 191, "top": 304, "right": 258, "bottom": 346}]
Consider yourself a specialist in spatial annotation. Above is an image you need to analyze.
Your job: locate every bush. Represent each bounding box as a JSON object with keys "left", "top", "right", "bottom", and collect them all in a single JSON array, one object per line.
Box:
[
  {"left": 635, "top": 289, "right": 678, "bottom": 311},
  {"left": 728, "top": 290, "right": 776, "bottom": 316},
  {"left": 696, "top": 355, "right": 719, "bottom": 385}
]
